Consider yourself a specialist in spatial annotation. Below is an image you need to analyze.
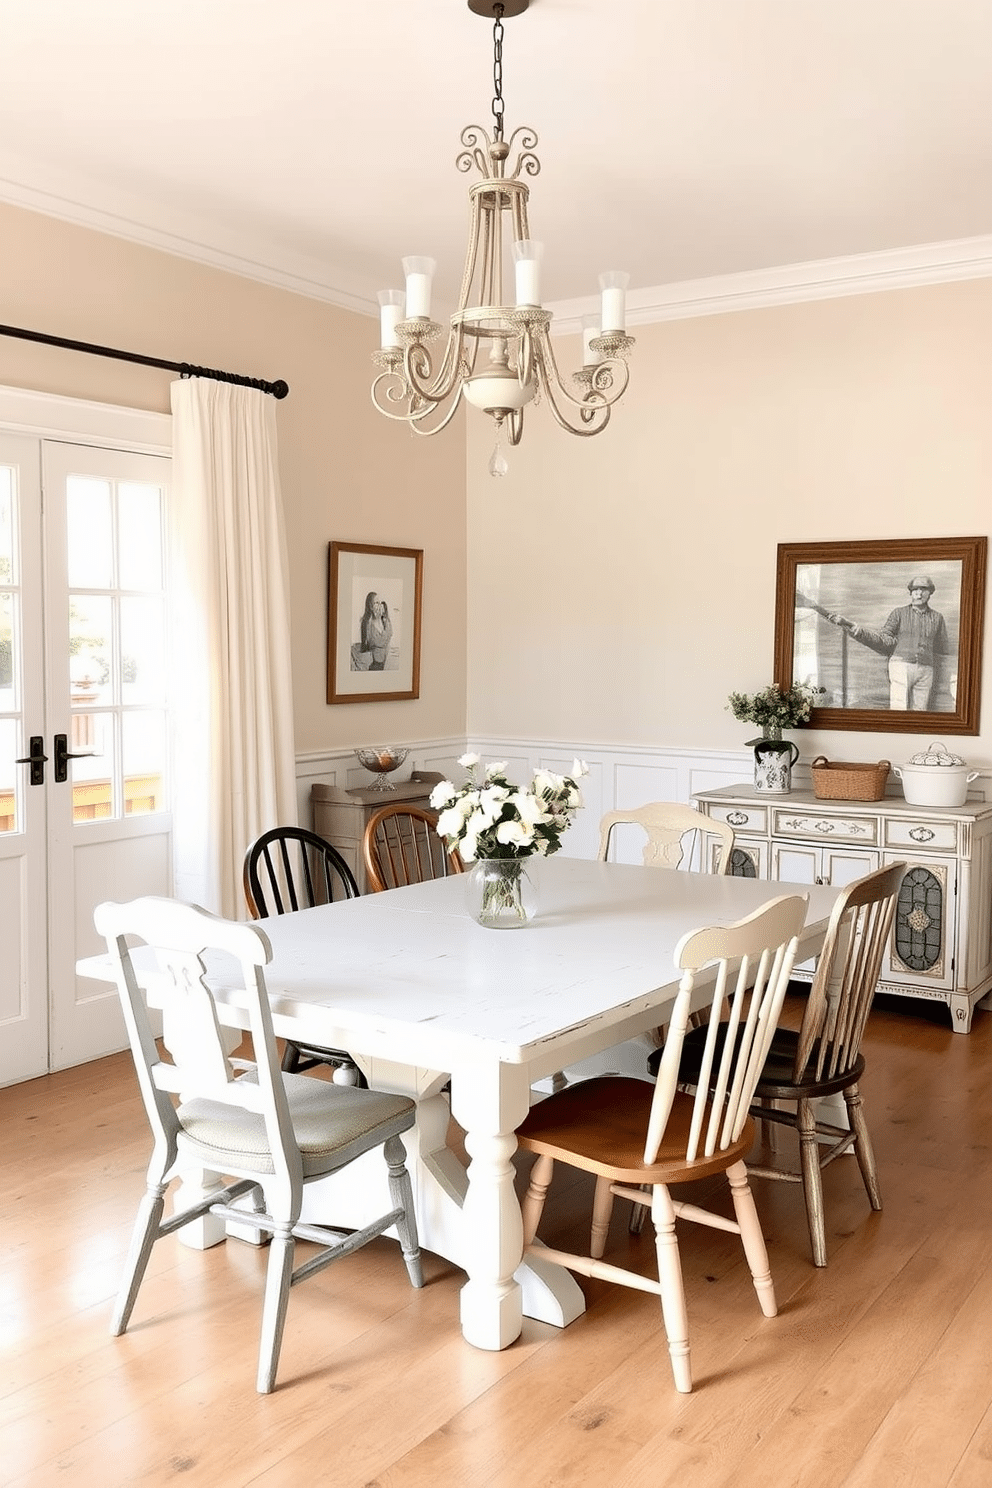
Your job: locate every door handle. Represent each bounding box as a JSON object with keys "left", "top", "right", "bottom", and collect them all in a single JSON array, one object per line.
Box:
[
  {"left": 16, "top": 735, "right": 48, "bottom": 785},
  {"left": 54, "top": 733, "right": 96, "bottom": 784}
]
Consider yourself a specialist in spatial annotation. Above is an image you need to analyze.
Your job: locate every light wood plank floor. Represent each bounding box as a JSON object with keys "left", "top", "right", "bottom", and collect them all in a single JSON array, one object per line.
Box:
[{"left": 2, "top": 992, "right": 991, "bottom": 1488}]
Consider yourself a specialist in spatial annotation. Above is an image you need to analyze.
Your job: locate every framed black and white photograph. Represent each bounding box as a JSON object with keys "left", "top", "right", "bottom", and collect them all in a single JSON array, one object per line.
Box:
[
  {"left": 774, "top": 537, "right": 987, "bottom": 734},
  {"left": 326, "top": 541, "right": 423, "bottom": 704}
]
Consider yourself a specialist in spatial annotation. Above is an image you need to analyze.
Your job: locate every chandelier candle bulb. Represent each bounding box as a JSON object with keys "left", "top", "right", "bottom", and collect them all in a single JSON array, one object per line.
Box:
[
  {"left": 581, "top": 314, "right": 603, "bottom": 366},
  {"left": 377, "top": 289, "right": 405, "bottom": 349},
  {"left": 512, "top": 239, "right": 543, "bottom": 306},
  {"left": 599, "top": 270, "right": 629, "bottom": 333},
  {"left": 402, "top": 256, "right": 436, "bottom": 319}
]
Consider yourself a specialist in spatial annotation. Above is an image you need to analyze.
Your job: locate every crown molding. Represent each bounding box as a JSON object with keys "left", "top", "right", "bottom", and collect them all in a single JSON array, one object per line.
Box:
[
  {"left": 549, "top": 236, "right": 992, "bottom": 335},
  {"left": 3, "top": 168, "right": 990, "bottom": 330},
  {"left": 0, "top": 170, "right": 371, "bottom": 315}
]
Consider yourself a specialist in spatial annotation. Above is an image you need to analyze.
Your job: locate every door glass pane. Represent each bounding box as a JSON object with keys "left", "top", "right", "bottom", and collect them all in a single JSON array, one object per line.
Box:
[
  {"left": 122, "top": 710, "right": 166, "bottom": 816},
  {"left": 120, "top": 596, "right": 165, "bottom": 705},
  {"left": 119, "top": 482, "right": 163, "bottom": 590},
  {"left": 0, "top": 718, "right": 16, "bottom": 833},
  {"left": 0, "top": 591, "right": 14, "bottom": 710},
  {"left": 69, "top": 595, "right": 113, "bottom": 703},
  {"left": 66, "top": 477, "right": 113, "bottom": 588},
  {"left": 70, "top": 712, "right": 114, "bottom": 822}
]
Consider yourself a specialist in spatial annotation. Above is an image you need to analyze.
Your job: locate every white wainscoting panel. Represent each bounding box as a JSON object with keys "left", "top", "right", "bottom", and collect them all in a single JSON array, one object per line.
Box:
[{"left": 295, "top": 736, "right": 762, "bottom": 855}]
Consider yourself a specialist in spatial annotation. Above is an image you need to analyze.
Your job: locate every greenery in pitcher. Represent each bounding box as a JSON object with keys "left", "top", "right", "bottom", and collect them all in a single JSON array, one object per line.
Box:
[{"left": 727, "top": 681, "right": 816, "bottom": 745}]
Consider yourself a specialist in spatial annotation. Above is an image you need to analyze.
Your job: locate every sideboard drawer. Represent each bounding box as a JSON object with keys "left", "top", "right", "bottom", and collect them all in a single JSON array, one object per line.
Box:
[
  {"left": 771, "top": 807, "right": 879, "bottom": 847},
  {"left": 884, "top": 817, "right": 959, "bottom": 853},
  {"left": 708, "top": 802, "right": 768, "bottom": 834}
]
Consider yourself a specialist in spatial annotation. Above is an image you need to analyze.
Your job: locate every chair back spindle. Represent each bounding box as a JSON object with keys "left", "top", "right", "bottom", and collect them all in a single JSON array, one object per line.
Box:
[{"left": 646, "top": 893, "right": 808, "bottom": 1165}]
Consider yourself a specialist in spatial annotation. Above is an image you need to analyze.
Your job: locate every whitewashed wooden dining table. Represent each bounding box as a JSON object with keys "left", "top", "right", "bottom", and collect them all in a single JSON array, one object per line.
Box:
[{"left": 81, "top": 856, "right": 843, "bottom": 1352}]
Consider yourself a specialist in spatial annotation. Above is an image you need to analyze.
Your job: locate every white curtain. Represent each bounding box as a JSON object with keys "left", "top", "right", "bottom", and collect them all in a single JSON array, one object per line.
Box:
[{"left": 169, "top": 378, "right": 298, "bottom": 918}]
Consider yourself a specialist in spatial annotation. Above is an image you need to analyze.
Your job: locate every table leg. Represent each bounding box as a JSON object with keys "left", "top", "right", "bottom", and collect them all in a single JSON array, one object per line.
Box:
[{"left": 450, "top": 1062, "right": 585, "bottom": 1350}]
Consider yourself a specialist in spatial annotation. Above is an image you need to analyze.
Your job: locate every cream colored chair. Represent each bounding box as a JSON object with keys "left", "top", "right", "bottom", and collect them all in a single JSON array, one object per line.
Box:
[
  {"left": 517, "top": 892, "right": 808, "bottom": 1393},
  {"left": 96, "top": 895, "right": 423, "bottom": 1394},
  {"left": 598, "top": 801, "right": 735, "bottom": 874}
]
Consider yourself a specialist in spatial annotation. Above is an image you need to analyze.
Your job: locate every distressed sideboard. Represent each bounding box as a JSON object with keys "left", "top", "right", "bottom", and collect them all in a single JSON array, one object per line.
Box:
[{"left": 694, "top": 784, "right": 992, "bottom": 1033}]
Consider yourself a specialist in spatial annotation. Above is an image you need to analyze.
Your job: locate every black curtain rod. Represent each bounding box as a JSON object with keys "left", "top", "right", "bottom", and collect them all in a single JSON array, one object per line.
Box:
[{"left": 0, "top": 323, "right": 289, "bottom": 399}]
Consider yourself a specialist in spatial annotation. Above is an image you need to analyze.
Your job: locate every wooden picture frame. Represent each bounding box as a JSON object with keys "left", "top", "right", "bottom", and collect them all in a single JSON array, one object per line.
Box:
[
  {"left": 774, "top": 536, "right": 987, "bottom": 734},
  {"left": 327, "top": 541, "right": 423, "bottom": 704}
]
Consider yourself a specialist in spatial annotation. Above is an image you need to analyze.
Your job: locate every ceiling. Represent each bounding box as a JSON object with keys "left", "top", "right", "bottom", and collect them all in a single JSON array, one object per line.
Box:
[{"left": 2, "top": 0, "right": 991, "bottom": 326}]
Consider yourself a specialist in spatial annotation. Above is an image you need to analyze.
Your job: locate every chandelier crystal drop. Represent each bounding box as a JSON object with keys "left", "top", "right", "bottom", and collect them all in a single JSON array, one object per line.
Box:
[{"left": 370, "top": 0, "right": 635, "bottom": 474}]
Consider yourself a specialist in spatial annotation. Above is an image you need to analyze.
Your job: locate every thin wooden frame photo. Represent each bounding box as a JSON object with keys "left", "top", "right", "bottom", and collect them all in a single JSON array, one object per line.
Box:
[
  {"left": 327, "top": 541, "right": 423, "bottom": 704},
  {"left": 774, "top": 537, "right": 987, "bottom": 734}
]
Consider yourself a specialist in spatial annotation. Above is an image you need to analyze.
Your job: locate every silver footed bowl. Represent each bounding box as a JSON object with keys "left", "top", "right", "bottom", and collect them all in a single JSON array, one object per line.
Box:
[{"left": 355, "top": 746, "right": 409, "bottom": 791}]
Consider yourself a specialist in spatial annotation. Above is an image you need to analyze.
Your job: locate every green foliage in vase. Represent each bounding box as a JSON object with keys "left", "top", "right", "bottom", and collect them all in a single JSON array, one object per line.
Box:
[{"left": 727, "top": 681, "right": 816, "bottom": 742}]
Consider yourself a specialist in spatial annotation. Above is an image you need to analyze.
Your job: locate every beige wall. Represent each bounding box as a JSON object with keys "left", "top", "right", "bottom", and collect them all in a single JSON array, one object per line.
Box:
[
  {"left": 466, "top": 279, "right": 992, "bottom": 767},
  {"left": 0, "top": 202, "right": 467, "bottom": 755},
  {"left": 6, "top": 199, "right": 991, "bottom": 772}
]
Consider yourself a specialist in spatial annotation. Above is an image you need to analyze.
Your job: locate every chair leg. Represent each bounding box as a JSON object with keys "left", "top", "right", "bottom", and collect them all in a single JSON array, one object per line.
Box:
[
  {"left": 628, "top": 1184, "right": 650, "bottom": 1235},
  {"left": 256, "top": 1225, "right": 296, "bottom": 1394},
  {"left": 844, "top": 1083, "right": 882, "bottom": 1211},
  {"left": 591, "top": 1176, "right": 614, "bottom": 1259},
  {"left": 384, "top": 1134, "right": 424, "bottom": 1288},
  {"left": 650, "top": 1185, "right": 692, "bottom": 1393},
  {"left": 522, "top": 1154, "right": 553, "bottom": 1246},
  {"left": 280, "top": 1041, "right": 302, "bottom": 1074},
  {"left": 727, "top": 1160, "right": 777, "bottom": 1317},
  {"left": 797, "top": 1097, "right": 829, "bottom": 1267},
  {"left": 111, "top": 1184, "right": 167, "bottom": 1336}
]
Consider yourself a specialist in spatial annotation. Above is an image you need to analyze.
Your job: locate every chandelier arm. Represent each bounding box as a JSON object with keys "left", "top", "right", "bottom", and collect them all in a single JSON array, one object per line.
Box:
[
  {"left": 537, "top": 333, "right": 632, "bottom": 414},
  {"left": 538, "top": 373, "right": 613, "bottom": 437},
  {"left": 401, "top": 330, "right": 466, "bottom": 406},
  {"left": 407, "top": 386, "right": 468, "bottom": 437}
]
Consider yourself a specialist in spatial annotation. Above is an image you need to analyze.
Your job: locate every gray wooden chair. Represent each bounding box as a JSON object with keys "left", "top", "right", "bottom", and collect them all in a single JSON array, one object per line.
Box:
[{"left": 95, "top": 895, "right": 423, "bottom": 1393}]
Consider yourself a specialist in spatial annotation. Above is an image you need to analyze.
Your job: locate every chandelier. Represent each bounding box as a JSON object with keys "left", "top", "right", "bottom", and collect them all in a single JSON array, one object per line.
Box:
[{"left": 370, "top": 0, "right": 635, "bottom": 475}]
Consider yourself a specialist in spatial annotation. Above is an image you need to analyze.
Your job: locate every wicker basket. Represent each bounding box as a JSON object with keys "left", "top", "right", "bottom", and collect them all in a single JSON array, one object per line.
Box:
[{"left": 810, "top": 756, "right": 891, "bottom": 802}]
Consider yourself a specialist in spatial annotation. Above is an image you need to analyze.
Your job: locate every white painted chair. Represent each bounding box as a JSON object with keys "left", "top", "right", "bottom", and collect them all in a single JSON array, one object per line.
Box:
[
  {"left": 517, "top": 892, "right": 808, "bottom": 1393},
  {"left": 598, "top": 800, "right": 736, "bottom": 874},
  {"left": 95, "top": 895, "right": 423, "bottom": 1394}
]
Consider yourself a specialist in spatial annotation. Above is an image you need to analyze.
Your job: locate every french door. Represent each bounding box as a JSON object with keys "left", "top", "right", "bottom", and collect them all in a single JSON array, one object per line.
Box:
[{"left": 0, "top": 414, "right": 173, "bottom": 1086}]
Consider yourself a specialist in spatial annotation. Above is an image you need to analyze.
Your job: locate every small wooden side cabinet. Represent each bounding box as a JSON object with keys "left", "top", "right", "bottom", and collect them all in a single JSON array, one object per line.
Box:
[
  {"left": 694, "top": 783, "right": 992, "bottom": 1034},
  {"left": 311, "top": 772, "right": 443, "bottom": 894}
]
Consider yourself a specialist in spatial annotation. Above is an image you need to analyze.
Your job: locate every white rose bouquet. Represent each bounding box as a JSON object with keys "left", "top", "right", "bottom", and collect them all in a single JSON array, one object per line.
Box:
[{"left": 430, "top": 754, "right": 589, "bottom": 863}]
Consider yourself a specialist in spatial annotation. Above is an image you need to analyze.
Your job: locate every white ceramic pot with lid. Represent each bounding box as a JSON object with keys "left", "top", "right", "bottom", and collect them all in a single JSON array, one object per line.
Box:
[{"left": 893, "top": 742, "right": 979, "bottom": 808}]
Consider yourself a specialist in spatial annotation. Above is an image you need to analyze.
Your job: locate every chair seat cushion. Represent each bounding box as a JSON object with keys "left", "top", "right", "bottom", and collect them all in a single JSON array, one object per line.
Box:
[{"left": 178, "top": 1072, "right": 415, "bottom": 1178}]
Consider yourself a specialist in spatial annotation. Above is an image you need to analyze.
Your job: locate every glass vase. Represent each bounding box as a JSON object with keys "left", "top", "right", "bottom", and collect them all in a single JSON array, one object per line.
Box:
[{"left": 468, "top": 858, "right": 536, "bottom": 929}]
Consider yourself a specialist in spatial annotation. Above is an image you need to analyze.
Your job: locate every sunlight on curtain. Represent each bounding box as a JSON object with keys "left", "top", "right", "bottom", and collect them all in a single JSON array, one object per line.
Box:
[{"left": 169, "top": 379, "right": 297, "bottom": 918}]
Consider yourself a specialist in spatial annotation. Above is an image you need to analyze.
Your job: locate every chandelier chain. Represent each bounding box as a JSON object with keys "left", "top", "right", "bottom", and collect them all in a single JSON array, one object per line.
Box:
[{"left": 491, "top": 4, "right": 505, "bottom": 141}]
